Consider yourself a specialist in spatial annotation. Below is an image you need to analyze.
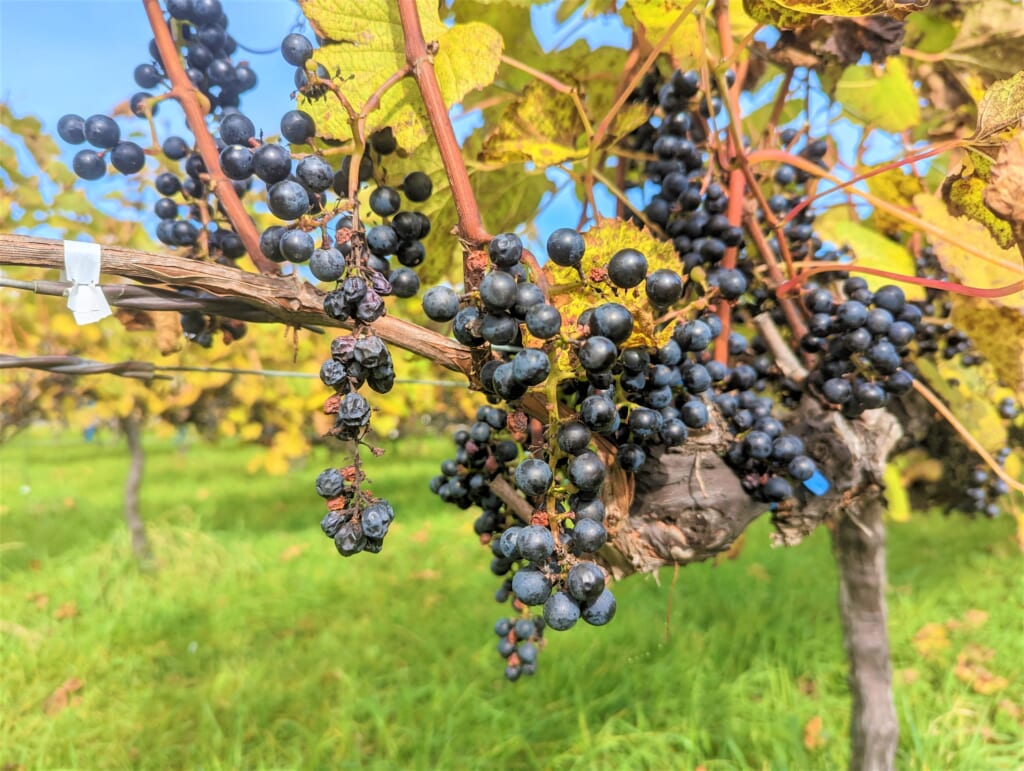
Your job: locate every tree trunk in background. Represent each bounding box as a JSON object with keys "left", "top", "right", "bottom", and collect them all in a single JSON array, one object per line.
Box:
[
  {"left": 833, "top": 494, "right": 898, "bottom": 771},
  {"left": 120, "top": 413, "right": 154, "bottom": 568}
]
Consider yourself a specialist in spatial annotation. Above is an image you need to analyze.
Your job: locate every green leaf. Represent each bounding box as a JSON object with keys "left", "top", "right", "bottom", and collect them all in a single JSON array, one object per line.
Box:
[
  {"left": 974, "top": 71, "right": 1024, "bottom": 141},
  {"left": 624, "top": 0, "right": 705, "bottom": 63},
  {"left": 299, "top": 0, "right": 502, "bottom": 152},
  {"left": 480, "top": 80, "right": 587, "bottom": 165},
  {"left": 743, "top": 96, "right": 805, "bottom": 139},
  {"left": 814, "top": 209, "right": 927, "bottom": 301},
  {"left": 834, "top": 58, "right": 920, "bottom": 133}
]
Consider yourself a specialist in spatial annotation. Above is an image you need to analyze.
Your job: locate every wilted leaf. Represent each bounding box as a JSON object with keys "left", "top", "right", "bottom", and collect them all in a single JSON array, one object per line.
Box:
[
  {"left": 984, "top": 132, "right": 1024, "bottom": 247},
  {"left": 943, "top": 149, "right": 1017, "bottom": 250},
  {"left": 300, "top": 0, "right": 502, "bottom": 151},
  {"left": 834, "top": 58, "right": 920, "bottom": 132},
  {"left": 974, "top": 71, "right": 1024, "bottom": 140},
  {"left": 43, "top": 677, "right": 84, "bottom": 715},
  {"left": 746, "top": 0, "right": 924, "bottom": 28},
  {"left": 912, "top": 622, "right": 951, "bottom": 659},
  {"left": 819, "top": 15, "right": 905, "bottom": 64},
  {"left": 949, "top": 1, "right": 1024, "bottom": 80}
]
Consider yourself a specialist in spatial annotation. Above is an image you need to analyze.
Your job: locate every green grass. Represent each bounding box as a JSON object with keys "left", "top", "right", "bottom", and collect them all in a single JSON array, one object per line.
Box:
[{"left": 1, "top": 430, "right": 1022, "bottom": 770}]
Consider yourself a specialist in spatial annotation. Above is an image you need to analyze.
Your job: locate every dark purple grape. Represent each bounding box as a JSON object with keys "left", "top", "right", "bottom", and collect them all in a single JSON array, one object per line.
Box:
[
  {"left": 402, "top": 171, "right": 432, "bottom": 202},
  {"left": 280, "top": 229, "right": 314, "bottom": 262},
  {"left": 526, "top": 304, "right": 561, "bottom": 339},
  {"left": 281, "top": 32, "right": 313, "bottom": 66},
  {"left": 511, "top": 348, "right": 550, "bottom": 386},
  {"left": 162, "top": 135, "right": 190, "bottom": 161},
  {"left": 84, "top": 115, "right": 119, "bottom": 148},
  {"left": 369, "top": 186, "right": 401, "bottom": 217},
  {"left": 557, "top": 422, "right": 591, "bottom": 455},
  {"left": 389, "top": 267, "right": 420, "bottom": 298},
  {"left": 581, "top": 588, "right": 616, "bottom": 626},
  {"left": 543, "top": 591, "right": 580, "bottom": 631},
  {"left": 57, "top": 114, "right": 86, "bottom": 144},
  {"left": 589, "top": 303, "right": 633, "bottom": 344},
  {"left": 219, "top": 145, "right": 253, "bottom": 179},
  {"left": 72, "top": 150, "right": 105, "bottom": 180},
  {"left": 422, "top": 286, "right": 459, "bottom": 322},
  {"left": 280, "top": 109, "right": 315, "bottom": 144},
  {"left": 295, "top": 156, "right": 334, "bottom": 192},
  {"left": 579, "top": 336, "right": 617, "bottom": 372},
  {"left": 607, "top": 249, "right": 647, "bottom": 288},
  {"left": 489, "top": 233, "right": 523, "bottom": 268},
  {"left": 479, "top": 270, "right": 518, "bottom": 312},
  {"left": 253, "top": 143, "right": 292, "bottom": 184},
  {"left": 367, "top": 225, "right": 399, "bottom": 256},
  {"left": 515, "top": 460, "right": 553, "bottom": 497},
  {"left": 155, "top": 172, "right": 181, "bottom": 196},
  {"left": 512, "top": 568, "right": 552, "bottom": 606},
  {"left": 822, "top": 377, "right": 851, "bottom": 404},
  {"left": 546, "top": 228, "right": 585, "bottom": 267},
  {"left": 569, "top": 451, "right": 605, "bottom": 492},
  {"left": 788, "top": 455, "right": 816, "bottom": 481},
  {"left": 267, "top": 180, "right": 310, "bottom": 220},
  {"left": 370, "top": 127, "right": 397, "bottom": 155},
  {"left": 645, "top": 269, "right": 682, "bottom": 306},
  {"left": 154, "top": 198, "right": 178, "bottom": 220}
]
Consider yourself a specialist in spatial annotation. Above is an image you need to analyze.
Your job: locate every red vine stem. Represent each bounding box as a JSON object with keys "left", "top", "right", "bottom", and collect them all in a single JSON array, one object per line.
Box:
[
  {"left": 747, "top": 149, "right": 1024, "bottom": 276},
  {"left": 714, "top": 0, "right": 744, "bottom": 365},
  {"left": 397, "top": 0, "right": 490, "bottom": 292},
  {"left": 911, "top": 379, "right": 1024, "bottom": 495},
  {"left": 141, "top": 0, "right": 278, "bottom": 275},
  {"left": 778, "top": 264, "right": 1024, "bottom": 299}
]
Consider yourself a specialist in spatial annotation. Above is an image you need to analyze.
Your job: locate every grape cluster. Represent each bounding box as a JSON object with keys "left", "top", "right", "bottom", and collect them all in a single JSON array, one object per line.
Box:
[
  {"left": 493, "top": 616, "right": 544, "bottom": 680},
  {"left": 315, "top": 466, "right": 396, "bottom": 556},
  {"left": 800, "top": 279, "right": 918, "bottom": 417}
]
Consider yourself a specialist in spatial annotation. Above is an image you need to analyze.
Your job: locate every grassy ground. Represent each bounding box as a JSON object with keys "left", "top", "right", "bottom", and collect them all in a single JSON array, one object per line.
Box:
[{"left": 1, "top": 430, "right": 1021, "bottom": 770}]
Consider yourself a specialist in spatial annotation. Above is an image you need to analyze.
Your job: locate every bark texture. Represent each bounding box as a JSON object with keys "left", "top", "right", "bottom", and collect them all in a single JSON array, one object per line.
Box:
[
  {"left": 833, "top": 494, "right": 898, "bottom": 771},
  {"left": 120, "top": 414, "right": 155, "bottom": 568}
]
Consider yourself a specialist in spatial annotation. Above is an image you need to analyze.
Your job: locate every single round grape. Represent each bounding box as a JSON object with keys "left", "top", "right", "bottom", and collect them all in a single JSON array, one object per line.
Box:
[
  {"left": 873, "top": 285, "right": 905, "bottom": 313},
  {"left": 571, "top": 517, "right": 607, "bottom": 553},
  {"left": 515, "top": 460, "right": 553, "bottom": 498},
  {"left": 481, "top": 312, "right": 519, "bottom": 346},
  {"left": 206, "top": 59, "right": 236, "bottom": 88},
  {"left": 393, "top": 210, "right": 429, "bottom": 241},
  {"left": 581, "top": 588, "right": 616, "bottom": 626},
  {"left": 452, "top": 306, "right": 484, "bottom": 346},
  {"left": 645, "top": 269, "right": 682, "bottom": 306},
  {"left": 259, "top": 226, "right": 286, "bottom": 262},
  {"left": 370, "top": 127, "right": 397, "bottom": 155},
  {"left": 744, "top": 431, "right": 773, "bottom": 460},
  {"left": 279, "top": 229, "right": 314, "bottom": 262},
  {"left": 253, "top": 143, "right": 292, "bottom": 184},
  {"left": 883, "top": 370, "right": 913, "bottom": 394},
  {"left": 589, "top": 303, "right": 633, "bottom": 344},
  {"left": 525, "top": 304, "right": 561, "bottom": 339},
  {"left": 72, "top": 150, "right": 105, "bottom": 180},
  {"left": 607, "top": 248, "right": 647, "bottom": 288},
  {"left": 366, "top": 225, "right": 399, "bottom": 256},
  {"left": 162, "top": 135, "right": 190, "bottom": 161},
  {"left": 569, "top": 451, "right": 605, "bottom": 492},
  {"left": 389, "top": 267, "right": 420, "bottom": 298},
  {"left": 512, "top": 348, "right": 550, "bottom": 386},
  {"left": 513, "top": 282, "right": 543, "bottom": 319},
  {"left": 172, "top": 220, "right": 199, "bottom": 246},
  {"left": 396, "top": 240, "right": 425, "bottom": 267},
  {"left": 84, "top": 114, "right": 120, "bottom": 149},
  {"left": 887, "top": 321, "right": 915, "bottom": 347},
  {"left": 566, "top": 562, "right": 605, "bottom": 603},
  {"left": 716, "top": 268, "right": 747, "bottom": 300},
  {"left": 822, "top": 377, "right": 852, "bottom": 404},
  {"left": 836, "top": 300, "right": 868, "bottom": 330},
  {"left": 280, "top": 32, "right": 313, "bottom": 66},
  {"left": 546, "top": 228, "right": 585, "bottom": 267},
  {"left": 579, "top": 336, "right": 617, "bottom": 372},
  {"left": 422, "top": 286, "right": 460, "bottom": 322},
  {"left": 155, "top": 172, "right": 181, "bottom": 196},
  {"left": 219, "top": 145, "right": 253, "bottom": 180},
  {"left": 660, "top": 418, "right": 688, "bottom": 446},
  {"left": 498, "top": 527, "right": 522, "bottom": 559},
  {"left": 296, "top": 155, "right": 334, "bottom": 192},
  {"left": 134, "top": 63, "right": 162, "bottom": 89},
  {"left": 761, "top": 476, "right": 793, "bottom": 502},
  {"left": 190, "top": 0, "right": 222, "bottom": 25},
  {"left": 854, "top": 381, "right": 887, "bottom": 409},
  {"left": 489, "top": 233, "right": 523, "bottom": 268},
  {"left": 57, "top": 114, "right": 86, "bottom": 144},
  {"left": 557, "top": 421, "right": 591, "bottom": 455},
  {"left": 616, "top": 443, "right": 646, "bottom": 472},
  {"left": 309, "top": 250, "right": 343, "bottom": 284},
  {"left": 280, "top": 109, "right": 315, "bottom": 144},
  {"left": 770, "top": 435, "right": 804, "bottom": 465},
  {"left": 512, "top": 568, "right": 551, "bottom": 606},
  {"left": 680, "top": 399, "right": 709, "bottom": 428},
  {"left": 154, "top": 198, "right": 178, "bottom": 220},
  {"left": 369, "top": 186, "right": 401, "bottom": 217},
  {"left": 479, "top": 270, "right": 518, "bottom": 312},
  {"left": 267, "top": 180, "right": 310, "bottom": 220},
  {"left": 788, "top": 455, "right": 816, "bottom": 482},
  {"left": 543, "top": 591, "right": 580, "bottom": 631},
  {"left": 402, "top": 171, "right": 432, "bottom": 202}
]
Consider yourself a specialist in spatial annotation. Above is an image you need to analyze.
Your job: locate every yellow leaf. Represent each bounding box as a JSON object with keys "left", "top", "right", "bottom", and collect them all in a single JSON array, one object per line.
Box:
[
  {"left": 954, "top": 646, "right": 1009, "bottom": 695},
  {"left": 625, "top": 1, "right": 704, "bottom": 62},
  {"left": 239, "top": 422, "right": 263, "bottom": 441},
  {"left": 912, "top": 622, "right": 951, "bottom": 660},
  {"left": 943, "top": 149, "right": 1017, "bottom": 250},
  {"left": 948, "top": 295, "right": 1024, "bottom": 399},
  {"left": 300, "top": 0, "right": 502, "bottom": 151},
  {"left": 883, "top": 463, "right": 911, "bottom": 522},
  {"left": 974, "top": 71, "right": 1024, "bottom": 140},
  {"left": 803, "top": 715, "right": 825, "bottom": 751},
  {"left": 481, "top": 80, "right": 587, "bottom": 165},
  {"left": 814, "top": 208, "right": 926, "bottom": 300},
  {"left": 912, "top": 194, "right": 1024, "bottom": 310}
]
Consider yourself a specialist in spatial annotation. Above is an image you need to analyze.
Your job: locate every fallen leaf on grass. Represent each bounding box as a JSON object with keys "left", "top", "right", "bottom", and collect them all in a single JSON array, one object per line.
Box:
[
  {"left": 946, "top": 608, "right": 989, "bottom": 630},
  {"left": 746, "top": 563, "right": 770, "bottom": 582},
  {"left": 954, "top": 645, "right": 1008, "bottom": 695},
  {"left": 803, "top": 715, "right": 825, "bottom": 750},
  {"left": 912, "top": 622, "right": 950, "bottom": 659},
  {"left": 279, "top": 544, "right": 306, "bottom": 562},
  {"left": 54, "top": 602, "right": 78, "bottom": 620},
  {"left": 27, "top": 593, "right": 48, "bottom": 610},
  {"left": 63, "top": 497, "right": 75, "bottom": 509},
  {"left": 897, "top": 668, "right": 919, "bottom": 684},
  {"left": 43, "top": 678, "right": 84, "bottom": 715},
  {"left": 411, "top": 569, "right": 441, "bottom": 580},
  {"left": 796, "top": 676, "right": 817, "bottom": 696}
]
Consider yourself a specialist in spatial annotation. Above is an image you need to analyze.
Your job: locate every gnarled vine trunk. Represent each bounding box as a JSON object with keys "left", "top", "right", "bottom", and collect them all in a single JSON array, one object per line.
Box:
[{"left": 119, "top": 413, "right": 155, "bottom": 569}]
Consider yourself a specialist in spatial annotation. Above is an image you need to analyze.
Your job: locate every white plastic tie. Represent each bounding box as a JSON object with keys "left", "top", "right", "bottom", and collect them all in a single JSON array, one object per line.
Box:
[{"left": 63, "top": 241, "right": 112, "bottom": 325}]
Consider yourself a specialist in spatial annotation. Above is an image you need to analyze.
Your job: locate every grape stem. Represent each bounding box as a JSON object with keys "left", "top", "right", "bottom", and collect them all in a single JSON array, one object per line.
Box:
[
  {"left": 140, "top": 0, "right": 278, "bottom": 275},
  {"left": 397, "top": 0, "right": 490, "bottom": 292}
]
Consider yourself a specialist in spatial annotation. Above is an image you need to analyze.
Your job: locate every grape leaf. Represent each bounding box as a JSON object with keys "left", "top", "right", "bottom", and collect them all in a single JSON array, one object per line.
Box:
[
  {"left": 949, "top": 0, "right": 1024, "bottom": 80},
  {"left": 480, "top": 81, "right": 587, "bottom": 166},
  {"left": 624, "top": 0, "right": 704, "bottom": 63},
  {"left": 983, "top": 131, "right": 1024, "bottom": 251},
  {"left": 943, "top": 149, "right": 1017, "bottom": 250},
  {"left": 834, "top": 58, "right": 920, "bottom": 133},
  {"left": 912, "top": 358, "right": 1010, "bottom": 452},
  {"left": 866, "top": 165, "right": 923, "bottom": 236},
  {"left": 300, "top": 0, "right": 502, "bottom": 151},
  {"left": 949, "top": 295, "right": 1024, "bottom": 399},
  {"left": 974, "top": 71, "right": 1024, "bottom": 140},
  {"left": 544, "top": 220, "right": 680, "bottom": 350},
  {"left": 745, "top": 0, "right": 925, "bottom": 28},
  {"left": 912, "top": 193, "right": 1024, "bottom": 310},
  {"left": 814, "top": 208, "right": 926, "bottom": 300}
]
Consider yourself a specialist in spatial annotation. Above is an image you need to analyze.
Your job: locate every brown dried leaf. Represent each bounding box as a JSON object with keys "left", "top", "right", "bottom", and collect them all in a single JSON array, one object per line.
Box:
[
  {"left": 819, "top": 15, "right": 905, "bottom": 64},
  {"left": 985, "top": 133, "right": 1024, "bottom": 240},
  {"left": 28, "top": 592, "right": 49, "bottom": 610},
  {"left": 975, "top": 72, "right": 1024, "bottom": 140},
  {"left": 153, "top": 311, "right": 183, "bottom": 355},
  {"left": 279, "top": 544, "right": 306, "bottom": 562},
  {"left": 43, "top": 677, "right": 84, "bottom": 715},
  {"left": 954, "top": 646, "right": 1009, "bottom": 695},
  {"left": 53, "top": 601, "right": 78, "bottom": 620}
]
